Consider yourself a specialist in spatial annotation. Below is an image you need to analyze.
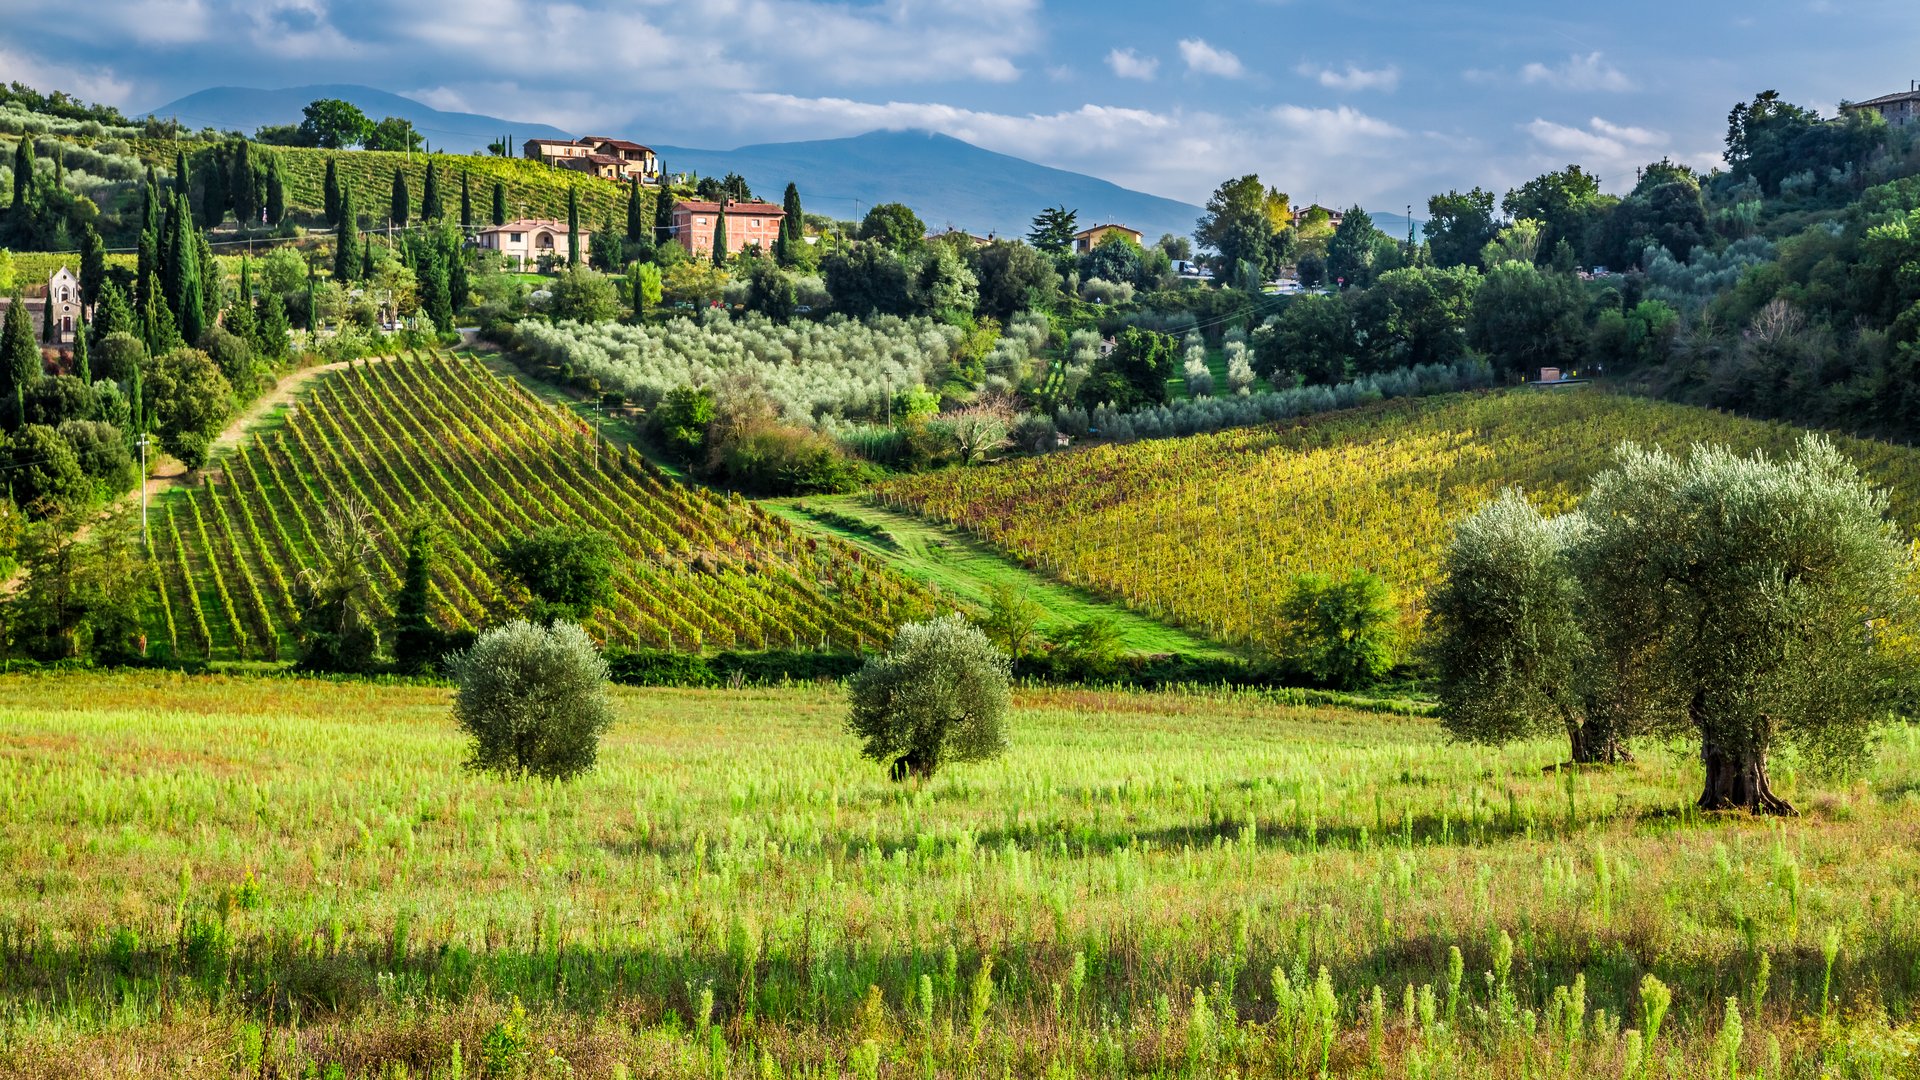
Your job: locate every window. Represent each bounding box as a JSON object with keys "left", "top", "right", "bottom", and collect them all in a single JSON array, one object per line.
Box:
[
  {"left": 510, "top": 233, "right": 523, "bottom": 242},
  {"left": 696, "top": 217, "right": 708, "bottom": 225}
]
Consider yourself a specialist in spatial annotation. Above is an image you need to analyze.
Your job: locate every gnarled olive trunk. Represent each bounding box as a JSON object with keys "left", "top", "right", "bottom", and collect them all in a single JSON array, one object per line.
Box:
[
  {"left": 1697, "top": 741, "right": 1796, "bottom": 816},
  {"left": 1567, "top": 722, "right": 1631, "bottom": 765},
  {"left": 888, "top": 745, "right": 938, "bottom": 782}
]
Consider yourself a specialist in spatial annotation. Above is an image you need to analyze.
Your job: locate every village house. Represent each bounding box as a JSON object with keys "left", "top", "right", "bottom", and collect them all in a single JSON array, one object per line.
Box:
[
  {"left": 671, "top": 199, "right": 785, "bottom": 258},
  {"left": 523, "top": 137, "right": 661, "bottom": 183},
  {"left": 1291, "top": 204, "right": 1345, "bottom": 231},
  {"left": 1071, "top": 223, "right": 1142, "bottom": 254},
  {"left": 44, "top": 266, "right": 83, "bottom": 343},
  {"left": 472, "top": 218, "right": 588, "bottom": 270},
  {"left": 1844, "top": 82, "right": 1920, "bottom": 129}
]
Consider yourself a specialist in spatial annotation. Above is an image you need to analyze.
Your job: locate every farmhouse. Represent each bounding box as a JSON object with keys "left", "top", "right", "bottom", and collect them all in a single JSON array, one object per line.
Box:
[
  {"left": 473, "top": 218, "right": 588, "bottom": 270},
  {"left": 523, "top": 136, "right": 661, "bottom": 182},
  {"left": 1844, "top": 82, "right": 1920, "bottom": 128},
  {"left": 672, "top": 199, "right": 785, "bottom": 258},
  {"left": 1071, "top": 223, "right": 1142, "bottom": 254}
]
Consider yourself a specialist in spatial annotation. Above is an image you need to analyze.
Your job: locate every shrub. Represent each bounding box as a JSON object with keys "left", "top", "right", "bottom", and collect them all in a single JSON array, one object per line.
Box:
[
  {"left": 847, "top": 614, "right": 1011, "bottom": 780},
  {"left": 1275, "top": 570, "right": 1398, "bottom": 689},
  {"left": 496, "top": 526, "right": 617, "bottom": 622},
  {"left": 450, "top": 620, "right": 613, "bottom": 782}
]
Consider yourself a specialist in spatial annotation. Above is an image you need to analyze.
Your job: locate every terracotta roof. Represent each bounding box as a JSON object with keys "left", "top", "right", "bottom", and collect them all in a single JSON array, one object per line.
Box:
[
  {"left": 474, "top": 218, "right": 573, "bottom": 235},
  {"left": 1850, "top": 89, "right": 1920, "bottom": 108},
  {"left": 589, "top": 138, "right": 653, "bottom": 153},
  {"left": 524, "top": 138, "right": 579, "bottom": 147},
  {"left": 674, "top": 199, "right": 785, "bottom": 215}
]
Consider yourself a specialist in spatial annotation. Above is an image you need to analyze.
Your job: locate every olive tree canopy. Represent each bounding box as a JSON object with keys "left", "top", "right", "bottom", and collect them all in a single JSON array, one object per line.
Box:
[{"left": 848, "top": 613, "right": 1010, "bottom": 780}]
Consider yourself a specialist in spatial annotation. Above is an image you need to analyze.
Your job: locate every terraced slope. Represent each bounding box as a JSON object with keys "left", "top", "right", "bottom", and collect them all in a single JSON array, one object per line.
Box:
[
  {"left": 146, "top": 352, "right": 938, "bottom": 660},
  {"left": 877, "top": 388, "right": 1920, "bottom": 653}
]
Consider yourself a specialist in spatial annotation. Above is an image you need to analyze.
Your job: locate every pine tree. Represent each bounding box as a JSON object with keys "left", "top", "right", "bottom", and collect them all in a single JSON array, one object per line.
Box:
[
  {"left": 1, "top": 293, "right": 38, "bottom": 428},
  {"left": 567, "top": 186, "right": 581, "bottom": 266},
  {"left": 491, "top": 180, "right": 507, "bottom": 226},
  {"left": 73, "top": 304, "right": 90, "bottom": 385},
  {"left": 711, "top": 205, "right": 728, "bottom": 267},
  {"left": 265, "top": 155, "right": 287, "bottom": 225},
  {"left": 421, "top": 158, "right": 441, "bottom": 221},
  {"left": 334, "top": 185, "right": 360, "bottom": 282},
  {"left": 626, "top": 177, "right": 644, "bottom": 241},
  {"left": 323, "top": 158, "right": 341, "bottom": 226},
  {"left": 460, "top": 170, "right": 473, "bottom": 229},
  {"left": 79, "top": 224, "right": 107, "bottom": 306},
  {"left": 390, "top": 167, "right": 410, "bottom": 227}
]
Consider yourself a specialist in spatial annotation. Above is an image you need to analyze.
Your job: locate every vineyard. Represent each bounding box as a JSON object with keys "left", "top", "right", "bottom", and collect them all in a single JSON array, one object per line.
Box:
[
  {"left": 145, "top": 352, "right": 940, "bottom": 661},
  {"left": 878, "top": 388, "right": 1920, "bottom": 652}
]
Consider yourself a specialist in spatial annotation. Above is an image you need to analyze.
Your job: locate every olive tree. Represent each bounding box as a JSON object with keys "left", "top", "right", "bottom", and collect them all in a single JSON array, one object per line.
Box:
[
  {"left": 1430, "top": 437, "right": 1914, "bottom": 812},
  {"left": 848, "top": 613, "right": 1011, "bottom": 780},
  {"left": 450, "top": 619, "right": 613, "bottom": 781}
]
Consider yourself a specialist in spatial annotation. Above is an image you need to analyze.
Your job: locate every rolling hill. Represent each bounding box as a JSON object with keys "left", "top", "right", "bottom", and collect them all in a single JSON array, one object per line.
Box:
[{"left": 145, "top": 84, "right": 573, "bottom": 153}]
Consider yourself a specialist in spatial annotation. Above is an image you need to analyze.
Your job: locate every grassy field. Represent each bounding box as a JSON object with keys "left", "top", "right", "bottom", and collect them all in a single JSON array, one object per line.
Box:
[
  {"left": 876, "top": 388, "right": 1920, "bottom": 654},
  {"left": 766, "top": 495, "right": 1232, "bottom": 658},
  {"left": 3, "top": 672, "right": 1919, "bottom": 1077},
  {"left": 147, "top": 351, "right": 938, "bottom": 659}
]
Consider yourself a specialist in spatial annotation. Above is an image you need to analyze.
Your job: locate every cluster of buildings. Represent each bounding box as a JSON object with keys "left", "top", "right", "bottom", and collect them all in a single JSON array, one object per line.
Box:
[
  {"left": 521, "top": 136, "right": 662, "bottom": 183},
  {"left": 473, "top": 198, "right": 791, "bottom": 269}
]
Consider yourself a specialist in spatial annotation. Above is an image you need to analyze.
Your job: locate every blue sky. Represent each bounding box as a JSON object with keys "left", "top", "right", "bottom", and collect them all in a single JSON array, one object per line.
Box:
[{"left": 5, "top": 0, "right": 1919, "bottom": 211}]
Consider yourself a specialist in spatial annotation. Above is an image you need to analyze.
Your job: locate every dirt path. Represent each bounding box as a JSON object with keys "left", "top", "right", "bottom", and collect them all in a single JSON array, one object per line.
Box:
[{"left": 5, "top": 358, "right": 376, "bottom": 594}]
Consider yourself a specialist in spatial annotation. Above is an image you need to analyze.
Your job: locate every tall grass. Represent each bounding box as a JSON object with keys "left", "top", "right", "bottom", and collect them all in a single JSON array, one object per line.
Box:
[{"left": 2, "top": 673, "right": 1918, "bottom": 1077}]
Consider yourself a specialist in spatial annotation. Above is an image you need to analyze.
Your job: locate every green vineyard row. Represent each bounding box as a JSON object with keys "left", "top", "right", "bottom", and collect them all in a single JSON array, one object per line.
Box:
[{"left": 146, "top": 352, "right": 941, "bottom": 661}]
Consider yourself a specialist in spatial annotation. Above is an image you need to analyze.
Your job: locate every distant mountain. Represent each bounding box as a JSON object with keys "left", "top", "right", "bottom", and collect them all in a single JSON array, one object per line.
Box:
[
  {"left": 143, "top": 84, "right": 572, "bottom": 153},
  {"left": 653, "top": 130, "right": 1205, "bottom": 243}
]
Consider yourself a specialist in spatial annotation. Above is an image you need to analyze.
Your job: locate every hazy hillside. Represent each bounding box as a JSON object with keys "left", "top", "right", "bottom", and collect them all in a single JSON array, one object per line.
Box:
[{"left": 145, "top": 84, "right": 572, "bottom": 152}]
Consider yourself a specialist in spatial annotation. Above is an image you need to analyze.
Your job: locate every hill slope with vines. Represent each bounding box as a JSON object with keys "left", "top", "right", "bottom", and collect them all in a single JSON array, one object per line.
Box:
[
  {"left": 146, "top": 352, "right": 939, "bottom": 661},
  {"left": 876, "top": 388, "right": 1920, "bottom": 653}
]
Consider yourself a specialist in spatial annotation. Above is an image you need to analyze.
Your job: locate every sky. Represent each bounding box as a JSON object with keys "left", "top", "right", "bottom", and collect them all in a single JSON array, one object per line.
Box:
[{"left": 4, "top": 0, "right": 1919, "bottom": 213}]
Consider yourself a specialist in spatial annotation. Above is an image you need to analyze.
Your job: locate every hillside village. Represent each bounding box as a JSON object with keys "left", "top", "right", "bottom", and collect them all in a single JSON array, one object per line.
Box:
[{"left": 6, "top": 51, "right": 1920, "bottom": 1077}]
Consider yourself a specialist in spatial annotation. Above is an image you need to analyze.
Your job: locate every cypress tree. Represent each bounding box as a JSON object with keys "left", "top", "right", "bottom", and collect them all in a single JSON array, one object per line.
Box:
[
  {"left": 195, "top": 229, "right": 218, "bottom": 337},
  {"left": 323, "top": 158, "right": 341, "bottom": 226},
  {"left": 711, "top": 205, "right": 727, "bottom": 267},
  {"left": 201, "top": 146, "right": 228, "bottom": 227},
  {"left": 42, "top": 290, "right": 55, "bottom": 342},
  {"left": 229, "top": 140, "right": 259, "bottom": 226},
  {"left": 491, "top": 180, "right": 507, "bottom": 226},
  {"left": 392, "top": 522, "right": 438, "bottom": 673},
  {"left": 421, "top": 159, "right": 441, "bottom": 221},
  {"left": 1, "top": 293, "right": 38, "bottom": 427},
  {"left": 265, "top": 155, "right": 287, "bottom": 225},
  {"left": 257, "top": 289, "right": 289, "bottom": 360},
  {"left": 334, "top": 186, "right": 360, "bottom": 282},
  {"left": 73, "top": 305, "right": 90, "bottom": 385},
  {"left": 174, "top": 149, "right": 190, "bottom": 199},
  {"left": 390, "top": 167, "right": 410, "bottom": 227},
  {"left": 361, "top": 237, "right": 373, "bottom": 281},
  {"left": 10, "top": 137, "right": 36, "bottom": 234},
  {"left": 626, "top": 177, "right": 643, "bottom": 241},
  {"left": 305, "top": 262, "right": 318, "bottom": 330},
  {"left": 129, "top": 361, "right": 143, "bottom": 434},
  {"left": 79, "top": 224, "right": 107, "bottom": 306},
  {"left": 567, "top": 186, "right": 581, "bottom": 266},
  {"left": 782, "top": 182, "right": 803, "bottom": 249},
  {"left": 92, "top": 282, "right": 132, "bottom": 344},
  {"left": 172, "top": 195, "right": 207, "bottom": 345},
  {"left": 655, "top": 190, "right": 673, "bottom": 246},
  {"left": 158, "top": 196, "right": 186, "bottom": 324},
  {"left": 460, "top": 170, "right": 473, "bottom": 229}
]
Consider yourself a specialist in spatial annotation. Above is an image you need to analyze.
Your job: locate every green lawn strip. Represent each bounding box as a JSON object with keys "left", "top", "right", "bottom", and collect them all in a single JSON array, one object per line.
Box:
[{"left": 765, "top": 494, "right": 1238, "bottom": 658}]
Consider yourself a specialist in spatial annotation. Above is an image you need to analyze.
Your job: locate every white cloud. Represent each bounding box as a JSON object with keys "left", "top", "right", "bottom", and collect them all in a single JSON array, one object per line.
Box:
[
  {"left": 1270, "top": 104, "right": 1406, "bottom": 144},
  {"left": 1107, "top": 48, "right": 1159, "bottom": 81},
  {"left": 0, "top": 46, "right": 135, "bottom": 107},
  {"left": 1179, "top": 38, "right": 1244, "bottom": 79},
  {"left": 1521, "top": 116, "right": 1717, "bottom": 187},
  {"left": 1519, "top": 52, "right": 1634, "bottom": 93},
  {"left": 1298, "top": 63, "right": 1400, "bottom": 93}
]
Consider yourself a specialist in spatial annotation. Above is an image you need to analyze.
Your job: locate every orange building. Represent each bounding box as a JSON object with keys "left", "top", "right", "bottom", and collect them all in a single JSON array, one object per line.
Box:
[{"left": 671, "top": 199, "right": 786, "bottom": 258}]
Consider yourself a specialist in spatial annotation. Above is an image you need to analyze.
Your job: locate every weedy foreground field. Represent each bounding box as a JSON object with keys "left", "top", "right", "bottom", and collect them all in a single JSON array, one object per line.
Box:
[{"left": 3, "top": 672, "right": 1920, "bottom": 1077}]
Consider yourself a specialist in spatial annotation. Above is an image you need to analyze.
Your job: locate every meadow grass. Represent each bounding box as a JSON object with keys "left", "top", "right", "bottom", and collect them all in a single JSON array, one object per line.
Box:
[{"left": 2, "top": 672, "right": 1919, "bottom": 1077}]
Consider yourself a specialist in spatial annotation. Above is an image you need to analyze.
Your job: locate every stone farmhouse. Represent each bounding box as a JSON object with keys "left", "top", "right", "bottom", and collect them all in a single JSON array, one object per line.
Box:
[
  {"left": 523, "top": 137, "right": 661, "bottom": 183},
  {"left": 1844, "top": 82, "right": 1920, "bottom": 129}
]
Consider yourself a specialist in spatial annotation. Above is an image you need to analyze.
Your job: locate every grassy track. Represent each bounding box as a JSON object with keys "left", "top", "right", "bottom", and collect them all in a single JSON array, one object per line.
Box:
[
  {"left": 3, "top": 672, "right": 1919, "bottom": 1076},
  {"left": 766, "top": 494, "right": 1233, "bottom": 657}
]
